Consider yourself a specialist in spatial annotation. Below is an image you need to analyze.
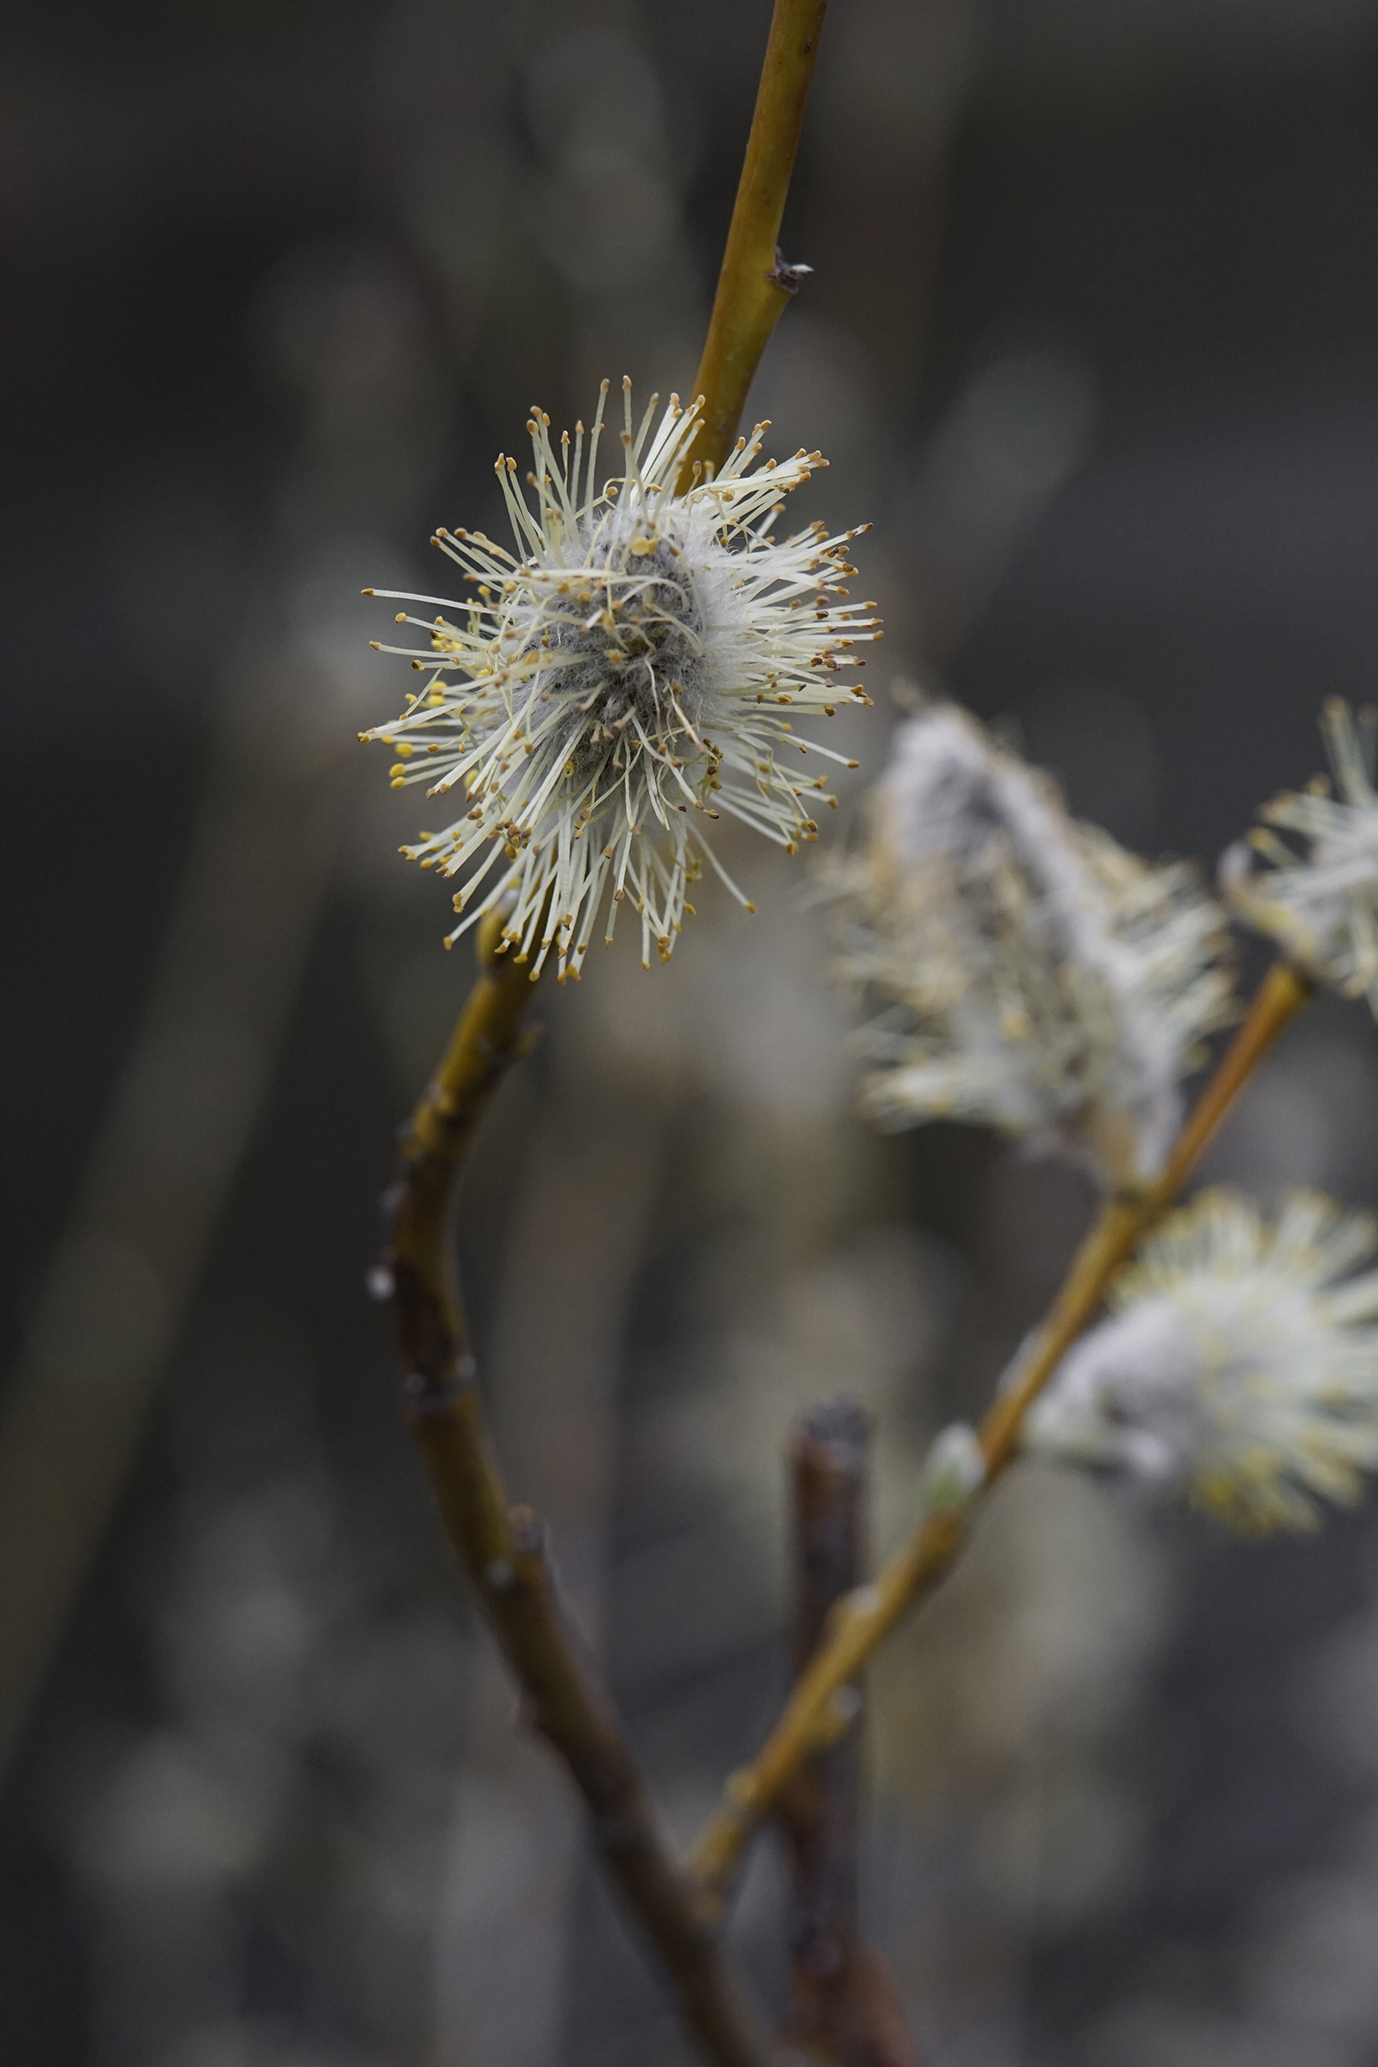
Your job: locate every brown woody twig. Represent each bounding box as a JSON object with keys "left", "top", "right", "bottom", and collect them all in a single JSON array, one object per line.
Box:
[
  {"left": 379, "top": 918, "right": 775, "bottom": 2067},
  {"left": 691, "top": 959, "right": 1314, "bottom": 1907},
  {"left": 779, "top": 1400, "right": 866, "bottom": 2060},
  {"left": 779, "top": 1402, "right": 921, "bottom": 2067}
]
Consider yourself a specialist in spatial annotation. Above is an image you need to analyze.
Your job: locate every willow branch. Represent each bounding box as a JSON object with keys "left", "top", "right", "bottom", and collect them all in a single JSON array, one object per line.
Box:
[
  {"left": 779, "top": 1404, "right": 922, "bottom": 2067},
  {"left": 690, "top": 959, "right": 1314, "bottom": 1906},
  {"left": 779, "top": 1402, "right": 867, "bottom": 2060},
  {"left": 678, "top": 0, "right": 830, "bottom": 488},
  {"left": 379, "top": 921, "right": 774, "bottom": 2067}
]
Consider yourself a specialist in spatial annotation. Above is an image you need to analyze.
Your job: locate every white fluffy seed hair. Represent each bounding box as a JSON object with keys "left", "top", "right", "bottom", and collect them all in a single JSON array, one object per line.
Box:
[
  {"left": 827, "top": 699, "right": 1234, "bottom": 1188},
  {"left": 360, "top": 380, "right": 880, "bottom": 981},
  {"left": 1023, "top": 1187, "right": 1378, "bottom": 1535},
  {"left": 1223, "top": 698, "right": 1378, "bottom": 1011}
]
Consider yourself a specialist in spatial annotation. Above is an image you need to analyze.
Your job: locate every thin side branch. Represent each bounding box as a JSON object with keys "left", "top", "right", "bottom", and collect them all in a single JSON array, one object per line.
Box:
[
  {"left": 689, "top": 959, "right": 1314, "bottom": 1906},
  {"left": 678, "top": 0, "right": 830, "bottom": 488},
  {"left": 380, "top": 924, "right": 775, "bottom": 2067}
]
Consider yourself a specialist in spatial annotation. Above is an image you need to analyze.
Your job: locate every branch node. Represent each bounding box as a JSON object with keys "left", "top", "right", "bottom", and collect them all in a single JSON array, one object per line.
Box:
[
  {"left": 402, "top": 1356, "right": 477, "bottom": 1413},
  {"left": 508, "top": 1503, "right": 546, "bottom": 1557},
  {"left": 767, "top": 248, "right": 814, "bottom": 293}
]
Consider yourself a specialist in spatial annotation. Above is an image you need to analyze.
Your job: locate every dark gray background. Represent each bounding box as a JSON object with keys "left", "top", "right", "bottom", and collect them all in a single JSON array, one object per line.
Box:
[{"left": 6, "top": 2, "right": 1378, "bottom": 2063}]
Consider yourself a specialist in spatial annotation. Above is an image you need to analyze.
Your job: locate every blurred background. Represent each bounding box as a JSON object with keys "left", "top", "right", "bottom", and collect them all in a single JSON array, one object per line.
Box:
[{"left": 6, "top": 0, "right": 1378, "bottom": 2062}]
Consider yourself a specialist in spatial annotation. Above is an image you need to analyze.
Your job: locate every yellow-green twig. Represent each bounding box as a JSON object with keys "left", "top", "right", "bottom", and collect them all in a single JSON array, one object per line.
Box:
[
  {"left": 688, "top": 959, "right": 1314, "bottom": 1908},
  {"left": 678, "top": 0, "right": 830, "bottom": 489}
]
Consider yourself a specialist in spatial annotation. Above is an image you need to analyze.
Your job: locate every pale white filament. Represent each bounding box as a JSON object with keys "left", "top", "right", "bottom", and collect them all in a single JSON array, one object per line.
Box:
[
  {"left": 1025, "top": 1188, "right": 1378, "bottom": 1534},
  {"left": 829, "top": 702, "right": 1234, "bottom": 1188},
  {"left": 362, "top": 380, "right": 879, "bottom": 979},
  {"left": 1223, "top": 698, "right": 1378, "bottom": 1010}
]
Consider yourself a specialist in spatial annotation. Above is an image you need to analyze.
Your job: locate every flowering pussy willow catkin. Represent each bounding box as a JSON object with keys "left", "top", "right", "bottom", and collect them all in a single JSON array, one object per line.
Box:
[
  {"left": 1024, "top": 1189, "right": 1378, "bottom": 1534},
  {"left": 1223, "top": 698, "right": 1378, "bottom": 1010},
  {"left": 827, "top": 702, "right": 1234, "bottom": 1189},
  {"left": 361, "top": 380, "right": 879, "bottom": 979}
]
